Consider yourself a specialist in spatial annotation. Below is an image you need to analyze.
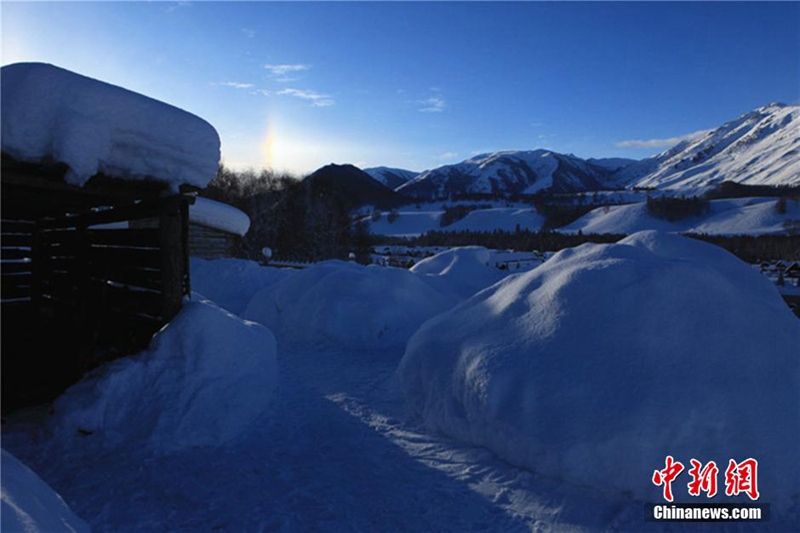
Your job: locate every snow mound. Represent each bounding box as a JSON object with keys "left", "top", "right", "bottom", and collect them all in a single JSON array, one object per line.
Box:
[
  {"left": 1, "top": 449, "right": 91, "bottom": 533},
  {"left": 244, "top": 261, "right": 454, "bottom": 350},
  {"left": 411, "top": 246, "right": 507, "bottom": 299},
  {"left": 399, "top": 231, "right": 800, "bottom": 508},
  {"left": 1, "top": 62, "right": 220, "bottom": 191},
  {"left": 51, "top": 301, "right": 278, "bottom": 454},
  {"left": 191, "top": 258, "right": 293, "bottom": 315},
  {"left": 190, "top": 197, "right": 251, "bottom": 236}
]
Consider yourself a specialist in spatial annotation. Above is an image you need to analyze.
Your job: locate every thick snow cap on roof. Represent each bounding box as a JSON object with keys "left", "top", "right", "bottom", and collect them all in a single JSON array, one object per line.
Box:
[
  {"left": 190, "top": 197, "right": 251, "bottom": 236},
  {"left": 1, "top": 62, "right": 221, "bottom": 191},
  {"left": 398, "top": 231, "right": 800, "bottom": 510}
]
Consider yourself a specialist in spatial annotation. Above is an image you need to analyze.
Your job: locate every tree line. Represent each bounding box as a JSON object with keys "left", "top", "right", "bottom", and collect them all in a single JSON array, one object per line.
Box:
[
  {"left": 201, "top": 166, "right": 800, "bottom": 264},
  {"left": 200, "top": 165, "right": 370, "bottom": 262}
]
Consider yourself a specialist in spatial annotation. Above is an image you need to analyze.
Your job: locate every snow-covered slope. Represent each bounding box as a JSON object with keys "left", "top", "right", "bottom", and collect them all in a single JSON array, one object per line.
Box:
[
  {"left": 396, "top": 150, "right": 611, "bottom": 199},
  {"left": 1, "top": 62, "right": 220, "bottom": 191},
  {"left": 561, "top": 197, "right": 800, "bottom": 236},
  {"left": 368, "top": 204, "right": 546, "bottom": 237},
  {"left": 1, "top": 450, "right": 91, "bottom": 533},
  {"left": 586, "top": 157, "right": 637, "bottom": 172},
  {"left": 363, "top": 166, "right": 418, "bottom": 190},
  {"left": 399, "top": 231, "right": 800, "bottom": 510},
  {"left": 616, "top": 103, "right": 800, "bottom": 191},
  {"left": 369, "top": 104, "right": 799, "bottom": 199}
]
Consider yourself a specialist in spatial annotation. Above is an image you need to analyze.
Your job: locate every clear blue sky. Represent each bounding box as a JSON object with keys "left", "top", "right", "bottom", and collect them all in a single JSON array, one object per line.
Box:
[{"left": 3, "top": 1, "right": 798, "bottom": 176}]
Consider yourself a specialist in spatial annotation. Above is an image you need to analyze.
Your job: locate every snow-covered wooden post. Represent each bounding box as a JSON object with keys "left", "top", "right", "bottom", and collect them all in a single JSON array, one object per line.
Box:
[{"left": 159, "top": 193, "right": 195, "bottom": 321}]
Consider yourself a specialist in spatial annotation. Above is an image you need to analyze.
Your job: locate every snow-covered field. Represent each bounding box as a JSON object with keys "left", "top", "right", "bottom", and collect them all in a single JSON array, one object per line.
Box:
[
  {"left": 3, "top": 238, "right": 799, "bottom": 532},
  {"left": 368, "top": 197, "right": 800, "bottom": 238},
  {"left": 563, "top": 197, "right": 800, "bottom": 236},
  {"left": 367, "top": 202, "right": 546, "bottom": 238}
]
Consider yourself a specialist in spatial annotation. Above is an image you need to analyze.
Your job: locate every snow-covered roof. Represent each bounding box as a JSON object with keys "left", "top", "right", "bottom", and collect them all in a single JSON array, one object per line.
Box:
[
  {"left": 1, "top": 62, "right": 221, "bottom": 191},
  {"left": 190, "top": 197, "right": 250, "bottom": 236}
]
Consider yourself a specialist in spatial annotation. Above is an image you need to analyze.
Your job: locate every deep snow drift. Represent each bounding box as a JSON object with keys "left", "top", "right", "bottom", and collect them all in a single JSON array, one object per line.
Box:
[
  {"left": 1, "top": 62, "right": 220, "bottom": 190},
  {"left": 244, "top": 260, "right": 454, "bottom": 350},
  {"left": 191, "top": 258, "right": 293, "bottom": 315},
  {"left": 1, "top": 450, "right": 91, "bottom": 533},
  {"left": 50, "top": 300, "right": 278, "bottom": 454},
  {"left": 399, "top": 231, "right": 800, "bottom": 510},
  {"left": 410, "top": 246, "right": 508, "bottom": 300}
]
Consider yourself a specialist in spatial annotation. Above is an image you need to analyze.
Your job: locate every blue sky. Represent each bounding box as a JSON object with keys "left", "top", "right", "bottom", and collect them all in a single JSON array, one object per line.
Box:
[{"left": 2, "top": 1, "right": 798, "bottom": 176}]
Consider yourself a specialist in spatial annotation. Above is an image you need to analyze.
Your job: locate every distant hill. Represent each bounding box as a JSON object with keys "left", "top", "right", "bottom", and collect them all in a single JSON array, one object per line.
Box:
[
  {"left": 303, "top": 163, "right": 408, "bottom": 209},
  {"left": 361, "top": 103, "right": 799, "bottom": 200},
  {"left": 363, "top": 166, "right": 418, "bottom": 190},
  {"left": 613, "top": 103, "right": 799, "bottom": 191},
  {"left": 395, "top": 150, "right": 615, "bottom": 199},
  {"left": 586, "top": 157, "right": 637, "bottom": 172}
]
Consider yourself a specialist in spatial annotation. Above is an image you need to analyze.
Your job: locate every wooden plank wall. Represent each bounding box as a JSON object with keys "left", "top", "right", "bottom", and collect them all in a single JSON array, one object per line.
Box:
[
  {"left": 188, "top": 223, "right": 240, "bottom": 259},
  {"left": 1, "top": 193, "right": 193, "bottom": 410},
  {"left": 1, "top": 219, "right": 36, "bottom": 304}
]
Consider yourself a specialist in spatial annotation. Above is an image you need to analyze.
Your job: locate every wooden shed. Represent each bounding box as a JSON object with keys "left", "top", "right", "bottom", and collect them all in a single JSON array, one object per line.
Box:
[
  {"left": 1, "top": 159, "right": 197, "bottom": 409},
  {"left": 188, "top": 197, "right": 251, "bottom": 259},
  {"left": 1, "top": 62, "right": 221, "bottom": 411}
]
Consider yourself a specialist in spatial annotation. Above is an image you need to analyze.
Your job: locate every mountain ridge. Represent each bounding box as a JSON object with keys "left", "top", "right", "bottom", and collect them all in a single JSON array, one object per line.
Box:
[{"left": 359, "top": 103, "right": 798, "bottom": 199}]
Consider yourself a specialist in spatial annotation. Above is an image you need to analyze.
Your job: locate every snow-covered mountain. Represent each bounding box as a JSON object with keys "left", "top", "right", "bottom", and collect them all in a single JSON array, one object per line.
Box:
[
  {"left": 395, "top": 150, "right": 614, "bottom": 199},
  {"left": 586, "top": 157, "right": 637, "bottom": 172},
  {"left": 615, "top": 103, "right": 799, "bottom": 190},
  {"left": 363, "top": 166, "right": 418, "bottom": 190},
  {"left": 370, "top": 103, "right": 799, "bottom": 200}
]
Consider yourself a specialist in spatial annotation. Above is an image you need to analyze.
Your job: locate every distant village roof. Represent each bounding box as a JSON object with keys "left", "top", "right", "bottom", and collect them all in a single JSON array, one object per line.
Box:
[{"left": 1, "top": 62, "right": 220, "bottom": 192}]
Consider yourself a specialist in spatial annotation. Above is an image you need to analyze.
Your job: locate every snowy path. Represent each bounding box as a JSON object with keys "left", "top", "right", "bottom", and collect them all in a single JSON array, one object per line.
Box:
[{"left": 4, "top": 345, "right": 772, "bottom": 532}]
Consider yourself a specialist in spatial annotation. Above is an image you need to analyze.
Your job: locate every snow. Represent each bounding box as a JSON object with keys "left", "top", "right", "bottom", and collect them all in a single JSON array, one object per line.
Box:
[
  {"left": 190, "top": 257, "right": 293, "bottom": 315},
  {"left": 398, "top": 231, "right": 800, "bottom": 511},
  {"left": 562, "top": 197, "right": 800, "bottom": 236},
  {"left": 190, "top": 197, "right": 250, "bottom": 236},
  {"left": 616, "top": 103, "right": 800, "bottom": 191},
  {"left": 363, "top": 166, "right": 418, "bottom": 189},
  {"left": 4, "top": 244, "right": 799, "bottom": 532},
  {"left": 369, "top": 209, "right": 443, "bottom": 237},
  {"left": 368, "top": 205, "right": 546, "bottom": 237},
  {"left": 1, "top": 63, "right": 220, "bottom": 191},
  {"left": 49, "top": 300, "right": 278, "bottom": 454},
  {"left": 397, "top": 150, "right": 562, "bottom": 198},
  {"left": 410, "top": 246, "right": 508, "bottom": 299},
  {"left": 1, "top": 450, "right": 91, "bottom": 533},
  {"left": 243, "top": 260, "right": 454, "bottom": 350},
  {"left": 447, "top": 207, "right": 546, "bottom": 233}
]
